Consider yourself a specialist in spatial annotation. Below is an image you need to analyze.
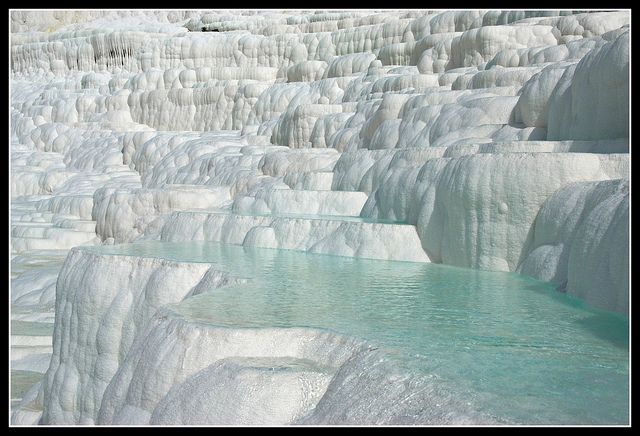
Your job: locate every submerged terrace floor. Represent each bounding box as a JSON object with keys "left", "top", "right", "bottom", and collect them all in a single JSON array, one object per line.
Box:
[{"left": 78, "top": 240, "right": 629, "bottom": 425}]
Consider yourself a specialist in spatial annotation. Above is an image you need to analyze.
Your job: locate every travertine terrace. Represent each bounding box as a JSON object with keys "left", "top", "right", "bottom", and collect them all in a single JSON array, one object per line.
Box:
[{"left": 10, "top": 10, "right": 629, "bottom": 425}]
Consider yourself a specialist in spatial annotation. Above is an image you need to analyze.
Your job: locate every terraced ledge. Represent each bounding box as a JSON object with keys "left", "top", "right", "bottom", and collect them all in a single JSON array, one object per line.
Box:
[
  {"left": 34, "top": 248, "right": 243, "bottom": 425},
  {"left": 159, "top": 210, "right": 430, "bottom": 262},
  {"left": 22, "top": 243, "right": 493, "bottom": 425},
  {"left": 232, "top": 189, "right": 369, "bottom": 217},
  {"left": 98, "top": 306, "right": 494, "bottom": 425}
]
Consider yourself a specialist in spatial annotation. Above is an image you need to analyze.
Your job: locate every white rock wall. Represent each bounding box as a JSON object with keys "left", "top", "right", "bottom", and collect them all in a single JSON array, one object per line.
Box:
[
  {"left": 362, "top": 153, "right": 628, "bottom": 271},
  {"left": 40, "top": 249, "right": 235, "bottom": 424},
  {"left": 518, "top": 178, "right": 629, "bottom": 313}
]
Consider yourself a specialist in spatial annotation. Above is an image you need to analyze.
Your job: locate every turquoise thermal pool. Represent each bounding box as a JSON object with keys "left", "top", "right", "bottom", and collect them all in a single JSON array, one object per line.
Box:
[{"left": 82, "top": 240, "right": 629, "bottom": 425}]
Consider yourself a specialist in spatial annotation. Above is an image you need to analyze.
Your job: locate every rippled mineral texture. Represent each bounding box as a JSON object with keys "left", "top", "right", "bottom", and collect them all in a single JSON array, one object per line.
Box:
[{"left": 10, "top": 9, "right": 629, "bottom": 426}]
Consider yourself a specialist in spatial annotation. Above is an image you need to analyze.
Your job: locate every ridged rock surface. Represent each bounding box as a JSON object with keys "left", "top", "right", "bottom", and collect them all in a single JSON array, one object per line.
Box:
[{"left": 10, "top": 9, "right": 629, "bottom": 425}]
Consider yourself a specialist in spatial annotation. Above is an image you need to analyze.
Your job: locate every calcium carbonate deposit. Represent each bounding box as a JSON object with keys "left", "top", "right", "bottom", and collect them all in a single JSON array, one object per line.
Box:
[{"left": 10, "top": 9, "right": 630, "bottom": 426}]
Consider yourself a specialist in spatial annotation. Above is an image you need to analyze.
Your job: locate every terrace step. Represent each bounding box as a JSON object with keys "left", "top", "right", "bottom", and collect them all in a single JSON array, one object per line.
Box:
[
  {"left": 233, "top": 189, "right": 368, "bottom": 217},
  {"left": 160, "top": 210, "right": 429, "bottom": 262}
]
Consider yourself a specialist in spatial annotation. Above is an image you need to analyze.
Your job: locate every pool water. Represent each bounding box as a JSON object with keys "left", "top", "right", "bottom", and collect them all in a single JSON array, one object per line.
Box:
[{"left": 83, "top": 241, "right": 629, "bottom": 425}]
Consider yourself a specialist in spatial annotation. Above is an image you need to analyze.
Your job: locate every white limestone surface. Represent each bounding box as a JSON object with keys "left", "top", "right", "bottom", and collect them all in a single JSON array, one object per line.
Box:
[
  {"left": 362, "top": 152, "right": 628, "bottom": 272},
  {"left": 160, "top": 211, "right": 430, "bottom": 262},
  {"left": 39, "top": 249, "right": 238, "bottom": 424},
  {"left": 10, "top": 8, "right": 630, "bottom": 426},
  {"left": 518, "top": 178, "right": 629, "bottom": 313},
  {"left": 98, "top": 313, "right": 361, "bottom": 425}
]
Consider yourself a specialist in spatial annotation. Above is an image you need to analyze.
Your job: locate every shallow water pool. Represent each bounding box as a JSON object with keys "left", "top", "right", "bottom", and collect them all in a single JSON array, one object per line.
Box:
[{"left": 83, "top": 241, "right": 629, "bottom": 425}]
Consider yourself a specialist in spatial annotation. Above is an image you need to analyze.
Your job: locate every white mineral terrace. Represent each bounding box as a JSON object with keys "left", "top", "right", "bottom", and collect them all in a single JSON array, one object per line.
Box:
[{"left": 9, "top": 9, "right": 629, "bottom": 426}]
